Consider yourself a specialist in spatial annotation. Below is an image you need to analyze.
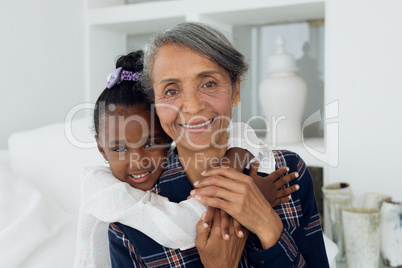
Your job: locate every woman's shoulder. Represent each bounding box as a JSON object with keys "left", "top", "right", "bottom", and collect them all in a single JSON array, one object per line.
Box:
[
  {"left": 271, "top": 150, "right": 318, "bottom": 229},
  {"left": 272, "top": 149, "right": 301, "bottom": 160},
  {"left": 272, "top": 150, "right": 306, "bottom": 171},
  {"left": 271, "top": 150, "right": 312, "bottom": 190}
]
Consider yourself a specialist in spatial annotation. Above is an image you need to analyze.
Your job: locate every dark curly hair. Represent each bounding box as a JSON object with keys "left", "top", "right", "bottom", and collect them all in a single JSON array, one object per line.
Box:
[{"left": 93, "top": 50, "right": 153, "bottom": 135}]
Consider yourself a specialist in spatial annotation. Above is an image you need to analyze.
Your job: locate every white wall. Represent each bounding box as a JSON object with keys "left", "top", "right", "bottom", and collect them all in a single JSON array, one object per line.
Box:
[
  {"left": 88, "top": 27, "right": 127, "bottom": 102},
  {"left": 326, "top": 0, "right": 402, "bottom": 204},
  {"left": 0, "top": 0, "right": 86, "bottom": 149}
]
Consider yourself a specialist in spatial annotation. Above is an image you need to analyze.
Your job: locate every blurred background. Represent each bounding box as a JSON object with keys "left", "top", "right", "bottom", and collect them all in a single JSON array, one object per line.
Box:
[
  {"left": 1, "top": 0, "right": 401, "bottom": 215},
  {"left": 1, "top": 1, "right": 402, "bottom": 266}
]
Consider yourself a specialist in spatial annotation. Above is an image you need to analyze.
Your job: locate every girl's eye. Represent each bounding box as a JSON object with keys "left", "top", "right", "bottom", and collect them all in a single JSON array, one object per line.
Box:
[
  {"left": 145, "top": 141, "right": 158, "bottom": 148},
  {"left": 165, "top": 89, "right": 178, "bottom": 96},
  {"left": 113, "top": 147, "right": 127, "bottom": 152},
  {"left": 202, "top": 81, "right": 216, "bottom": 88}
]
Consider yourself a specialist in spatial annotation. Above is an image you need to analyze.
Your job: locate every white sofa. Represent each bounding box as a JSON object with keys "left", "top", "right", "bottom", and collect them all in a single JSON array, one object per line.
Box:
[{"left": 0, "top": 116, "right": 103, "bottom": 267}]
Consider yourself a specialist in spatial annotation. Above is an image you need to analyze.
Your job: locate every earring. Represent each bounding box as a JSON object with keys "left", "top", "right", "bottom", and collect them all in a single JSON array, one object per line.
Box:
[{"left": 104, "top": 159, "right": 109, "bottom": 164}]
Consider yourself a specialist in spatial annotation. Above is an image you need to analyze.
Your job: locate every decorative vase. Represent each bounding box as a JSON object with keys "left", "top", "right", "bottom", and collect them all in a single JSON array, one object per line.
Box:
[
  {"left": 380, "top": 200, "right": 402, "bottom": 267},
  {"left": 363, "top": 192, "right": 392, "bottom": 210},
  {"left": 342, "top": 208, "right": 381, "bottom": 268},
  {"left": 259, "top": 35, "right": 307, "bottom": 144},
  {"left": 322, "top": 182, "right": 354, "bottom": 262}
]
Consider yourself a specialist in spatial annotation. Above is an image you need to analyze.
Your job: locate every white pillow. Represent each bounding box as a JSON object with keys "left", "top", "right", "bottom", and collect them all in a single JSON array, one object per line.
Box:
[
  {"left": 8, "top": 116, "right": 104, "bottom": 213},
  {"left": 0, "top": 163, "right": 78, "bottom": 267}
]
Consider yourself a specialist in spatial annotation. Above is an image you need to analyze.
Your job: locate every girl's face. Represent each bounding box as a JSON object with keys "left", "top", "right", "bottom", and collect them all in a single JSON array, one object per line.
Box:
[
  {"left": 96, "top": 105, "right": 170, "bottom": 191},
  {"left": 152, "top": 43, "right": 240, "bottom": 151}
]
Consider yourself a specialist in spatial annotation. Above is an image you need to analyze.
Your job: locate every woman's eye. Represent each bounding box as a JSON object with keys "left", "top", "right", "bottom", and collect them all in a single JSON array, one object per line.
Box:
[
  {"left": 113, "top": 147, "right": 127, "bottom": 152},
  {"left": 202, "top": 81, "right": 216, "bottom": 88},
  {"left": 165, "top": 89, "right": 178, "bottom": 96}
]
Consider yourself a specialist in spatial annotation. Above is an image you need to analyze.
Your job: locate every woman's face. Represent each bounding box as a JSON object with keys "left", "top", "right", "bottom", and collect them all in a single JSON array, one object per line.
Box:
[{"left": 152, "top": 43, "right": 240, "bottom": 151}]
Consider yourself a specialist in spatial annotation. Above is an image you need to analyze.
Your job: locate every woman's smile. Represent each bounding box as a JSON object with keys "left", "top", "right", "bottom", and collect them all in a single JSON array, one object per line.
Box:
[
  {"left": 152, "top": 43, "right": 240, "bottom": 150},
  {"left": 179, "top": 116, "right": 216, "bottom": 134},
  {"left": 181, "top": 117, "right": 214, "bottom": 129}
]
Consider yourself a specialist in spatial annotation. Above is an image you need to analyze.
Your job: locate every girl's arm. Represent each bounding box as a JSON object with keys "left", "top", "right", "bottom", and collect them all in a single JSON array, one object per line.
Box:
[
  {"left": 226, "top": 122, "right": 299, "bottom": 206},
  {"left": 81, "top": 166, "right": 206, "bottom": 250}
]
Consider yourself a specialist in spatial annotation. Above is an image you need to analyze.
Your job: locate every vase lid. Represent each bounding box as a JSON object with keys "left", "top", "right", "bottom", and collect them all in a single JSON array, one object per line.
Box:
[{"left": 267, "top": 35, "right": 298, "bottom": 74}]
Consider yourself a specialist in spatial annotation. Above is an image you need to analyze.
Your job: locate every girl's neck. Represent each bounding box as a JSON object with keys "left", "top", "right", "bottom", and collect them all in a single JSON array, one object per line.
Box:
[{"left": 177, "top": 144, "right": 227, "bottom": 186}]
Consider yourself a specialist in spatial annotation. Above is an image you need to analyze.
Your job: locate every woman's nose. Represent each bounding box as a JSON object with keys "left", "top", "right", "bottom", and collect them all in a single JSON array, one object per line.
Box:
[{"left": 181, "top": 91, "right": 205, "bottom": 114}]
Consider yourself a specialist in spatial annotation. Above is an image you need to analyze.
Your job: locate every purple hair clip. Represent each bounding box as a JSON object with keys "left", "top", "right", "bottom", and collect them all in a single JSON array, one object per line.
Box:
[{"left": 106, "top": 67, "right": 141, "bottom": 89}]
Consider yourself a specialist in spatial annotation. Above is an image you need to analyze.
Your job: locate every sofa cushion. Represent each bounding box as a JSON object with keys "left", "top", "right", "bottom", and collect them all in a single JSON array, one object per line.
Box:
[{"left": 8, "top": 116, "right": 104, "bottom": 213}]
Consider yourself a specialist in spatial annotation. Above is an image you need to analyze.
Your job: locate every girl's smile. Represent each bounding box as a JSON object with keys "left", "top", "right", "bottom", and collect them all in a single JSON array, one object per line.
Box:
[
  {"left": 96, "top": 105, "right": 170, "bottom": 191},
  {"left": 129, "top": 170, "right": 153, "bottom": 184}
]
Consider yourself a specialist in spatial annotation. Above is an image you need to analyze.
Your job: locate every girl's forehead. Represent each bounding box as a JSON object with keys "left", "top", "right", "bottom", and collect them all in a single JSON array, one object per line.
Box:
[
  {"left": 106, "top": 106, "right": 162, "bottom": 128},
  {"left": 100, "top": 108, "right": 162, "bottom": 139},
  {"left": 99, "top": 105, "right": 153, "bottom": 133}
]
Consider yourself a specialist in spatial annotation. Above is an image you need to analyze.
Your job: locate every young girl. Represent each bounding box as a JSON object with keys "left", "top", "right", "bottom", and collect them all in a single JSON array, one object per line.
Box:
[{"left": 74, "top": 51, "right": 299, "bottom": 267}]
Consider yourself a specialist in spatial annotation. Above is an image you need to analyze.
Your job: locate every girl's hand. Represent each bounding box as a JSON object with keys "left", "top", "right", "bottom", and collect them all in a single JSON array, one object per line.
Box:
[
  {"left": 196, "top": 209, "right": 248, "bottom": 268},
  {"left": 191, "top": 164, "right": 283, "bottom": 250},
  {"left": 202, "top": 206, "right": 245, "bottom": 240},
  {"left": 250, "top": 162, "right": 300, "bottom": 207}
]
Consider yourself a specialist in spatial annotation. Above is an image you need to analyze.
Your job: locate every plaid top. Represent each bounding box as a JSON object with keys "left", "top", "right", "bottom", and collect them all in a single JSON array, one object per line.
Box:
[{"left": 108, "top": 150, "right": 329, "bottom": 268}]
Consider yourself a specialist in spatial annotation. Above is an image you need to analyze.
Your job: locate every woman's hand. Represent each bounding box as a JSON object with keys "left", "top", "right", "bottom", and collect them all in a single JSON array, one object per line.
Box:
[
  {"left": 191, "top": 164, "right": 283, "bottom": 250},
  {"left": 196, "top": 209, "right": 248, "bottom": 268},
  {"left": 200, "top": 164, "right": 297, "bottom": 241},
  {"left": 250, "top": 163, "right": 300, "bottom": 207}
]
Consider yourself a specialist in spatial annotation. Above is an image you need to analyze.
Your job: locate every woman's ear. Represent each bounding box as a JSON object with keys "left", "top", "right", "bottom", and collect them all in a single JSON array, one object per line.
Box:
[
  {"left": 95, "top": 135, "right": 107, "bottom": 160},
  {"left": 231, "top": 76, "right": 241, "bottom": 107}
]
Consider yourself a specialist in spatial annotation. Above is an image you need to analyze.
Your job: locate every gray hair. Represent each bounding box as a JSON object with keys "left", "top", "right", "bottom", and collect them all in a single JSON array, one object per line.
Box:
[{"left": 143, "top": 22, "right": 249, "bottom": 99}]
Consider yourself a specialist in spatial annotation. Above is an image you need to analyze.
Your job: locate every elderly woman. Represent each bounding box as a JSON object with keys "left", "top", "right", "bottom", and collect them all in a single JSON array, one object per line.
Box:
[{"left": 108, "top": 22, "right": 329, "bottom": 267}]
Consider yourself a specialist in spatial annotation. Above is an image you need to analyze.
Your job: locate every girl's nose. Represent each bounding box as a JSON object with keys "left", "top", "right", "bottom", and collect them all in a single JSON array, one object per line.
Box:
[{"left": 129, "top": 150, "right": 149, "bottom": 170}]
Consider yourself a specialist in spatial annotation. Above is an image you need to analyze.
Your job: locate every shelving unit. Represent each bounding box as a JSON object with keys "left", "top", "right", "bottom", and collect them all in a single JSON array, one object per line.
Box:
[
  {"left": 85, "top": 0, "right": 325, "bottom": 102},
  {"left": 87, "top": 0, "right": 324, "bottom": 34}
]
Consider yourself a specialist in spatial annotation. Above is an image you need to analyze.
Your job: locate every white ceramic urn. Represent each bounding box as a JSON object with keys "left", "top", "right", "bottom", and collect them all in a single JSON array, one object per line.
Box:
[{"left": 259, "top": 35, "right": 307, "bottom": 144}]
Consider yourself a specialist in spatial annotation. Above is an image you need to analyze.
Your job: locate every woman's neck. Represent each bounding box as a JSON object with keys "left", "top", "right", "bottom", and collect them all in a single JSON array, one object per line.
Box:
[{"left": 177, "top": 145, "right": 227, "bottom": 186}]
